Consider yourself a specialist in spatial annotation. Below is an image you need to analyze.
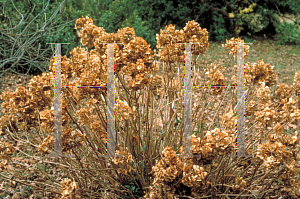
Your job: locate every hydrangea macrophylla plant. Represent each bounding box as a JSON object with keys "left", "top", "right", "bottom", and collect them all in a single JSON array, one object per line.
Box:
[{"left": 0, "top": 16, "right": 300, "bottom": 198}]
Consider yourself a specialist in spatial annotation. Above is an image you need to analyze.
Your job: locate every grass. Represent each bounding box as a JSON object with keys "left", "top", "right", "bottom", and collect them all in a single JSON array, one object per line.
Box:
[{"left": 196, "top": 36, "right": 300, "bottom": 87}]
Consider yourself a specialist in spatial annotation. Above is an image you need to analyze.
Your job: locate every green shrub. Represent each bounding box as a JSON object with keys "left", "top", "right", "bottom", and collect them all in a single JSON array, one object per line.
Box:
[
  {"left": 210, "top": 10, "right": 233, "bottom": 42},
  {"left": 274, "top": 21, "right": 300, "bottom": 45}
]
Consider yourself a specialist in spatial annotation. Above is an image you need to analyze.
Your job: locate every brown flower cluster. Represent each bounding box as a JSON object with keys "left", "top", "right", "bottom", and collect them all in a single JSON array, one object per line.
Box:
[
  {"left": 146, "top": 129, "right": 236, "bottom": 198},
  {"left": 0, "top": 114, "right": 18, "bottom": 135},
  {"left": 254, "top": 95, "right": 299, "bottom": 129},
  {"left": 245, "top": 68, "right": 300, "bottom": 129},
  {"left": 256, "top": 82, "right": 271, "bottom": 104},
  {"left": 0, "top": 87, "right": 37, "bottom": 133},
  {"left": 0, "top": 141, "right": 15, "bottom": 172},
  {"left": 204, "top": 60, "right": 225, "bottom": 95},
  {"left": 275, "top": 83, "right": 293, "bottom": 101},
  {"left": 293, "top": 71, "right": 300, "bottom": 107},
  {"left": 219, "top": 108, "right": 237, "bottom": 130},
  {"left": 295, "top": 71, "right": 300, "bottom": 94},
  {"left": 112, "top": 147, "right": 134, "bottom": 175},
  {"left": 244, "top": 59, "right": 278, "bottom": 87},
  {"left": 232, "top": 175, "right": 247, "bottom": 191},
  {"left": 145, "top": 146, "right": 209, "bottom": 199},
  {"left": 75, "top": 16, "right": 106, "bottom": 49},
  {"left": 181, "top": 164, "right": 208, "bottom": 187},
  {"left": 276, "top": 160, "right": 300, "bottom": 196},
  {"left": 255, "top": 122, "right": 300, "bottom": 196},
  {"left": 39, "top": 105, "right": 69, "bottom": 133},
  {"left": 255, "top": 106, "right": 278, "bottom": 128},
  {"left": 60, "top": 178, "right": 81, "bottom": 199},
  {"left": 279, "top": 97, "right": 298, "bottom": 124},
  {"left": 76, "top": 106, "right": 94, "bottom": 126},
  {"left": 89, "top": 118, "right": 106, "bottom": 142},
  {"left": 156, "top": 20, "right": 209, "bottom": 69},
  {"left": 148, "top": 73, "right": 164, "bottom": 97},
  {"left": 0, "top": 72, "right": 55, "bottom": 135},
  {"left": 205, "top": 39, "right": 278, "bottom": 99},
  {"left": 222, "top": 37, "right": 250, "bottom": 58},
  {"left": 38, "top": 126, "right": 85, "bottom": 154},
  {"left": 193, "top": 128, "right": 236, "bottom": 158},
  {"left": 77, "top": 18, "right": 156, "bottom": 91},
  {"left": 118, "top": 38, "right": 156, "bottom": 91},
  {"left": 245, "top": 99, "right": 258, "bottom": 117},
  {"left": 115, "top": 98, "right": 136, "bottom": 122}
]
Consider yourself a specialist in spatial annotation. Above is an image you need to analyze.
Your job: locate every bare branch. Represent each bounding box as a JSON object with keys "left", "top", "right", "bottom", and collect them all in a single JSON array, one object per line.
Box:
[{"left": 0, "top": 0, "right": 77, "bottom": 78}]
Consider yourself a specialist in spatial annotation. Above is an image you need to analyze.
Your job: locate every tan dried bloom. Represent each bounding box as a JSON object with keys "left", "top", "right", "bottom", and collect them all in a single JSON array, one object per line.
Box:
[
  {"left": 232, "top": 176, "right": 247, "bottom": 191},
  {"left": 0, "top": 114, "right": 18, "bottom": 135},
  {"left": 156, "top": 20, "right": 209, "bottom": 66},
  {"left": 220, "top": 109, "right": 237, "bottom": 130},
  {"left": 244, "top": 59, "right": 278, "bottom": 87},
  {"left": 38, "top": 135, "right": 54, "bottom": 154},
  {"left": 255, "top": 106, "right": 277, "bottom": 128},
  {"left": 115, "top": 99, "right": 135, "bottom": 121},
  {"left": 294, "top": 71, "right": 300, "bottom": 108},
  {"left": 60, "top": 178, "right": 81, "bottom": 199},
  {"left": 245, "top": 100, "right": 258, "bottom": 117},
  {"left": 204, "top": 61, "right": 225, "bottom": 95},
  {"left": 222, "top": 37, "right": 250, "bottom": 58},
  {"left": 0, "top": 141, "right": 15, "bottom": 171},
  {"left": 279, "top": 97, "right": 297, "bottom": 123},
  {"left": 112, "top": 147, "right": 134, "bottom": 175},
  {"left": 275, "top": 83, "right": 293, "bottom": 100},
  {"left": 256, "top": 81, "right": 271, "bottom": 104},
  {"left": 38, "top": 126, "right": 85, "bottom": 154},
  {"left": 182, "top": 163, "right": 208, "bottom": 187},
  {"left": 291, "top": 109, "right": 300, "bottom": 122},
  {"left": 183, "top": 20, "right": 210, "bottom": 55}
]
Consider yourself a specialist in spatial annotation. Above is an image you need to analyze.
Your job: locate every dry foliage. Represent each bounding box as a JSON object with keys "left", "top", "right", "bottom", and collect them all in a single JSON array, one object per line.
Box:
[{"left": 0, "top": 16, "right": 300, "bottom": 199}]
